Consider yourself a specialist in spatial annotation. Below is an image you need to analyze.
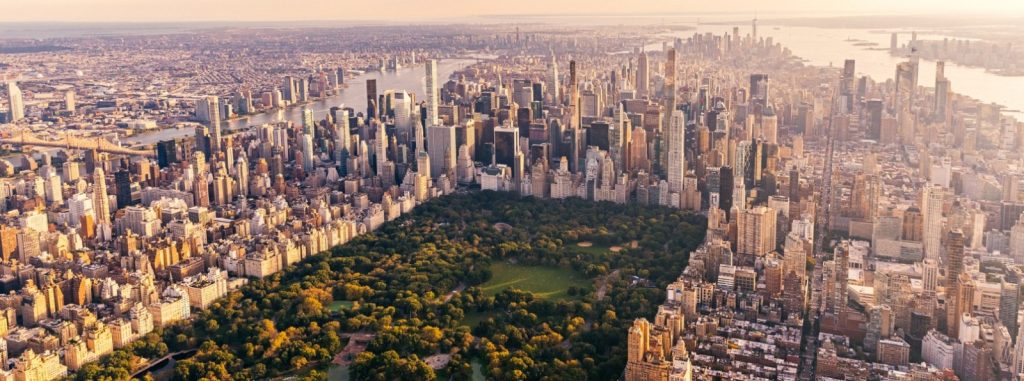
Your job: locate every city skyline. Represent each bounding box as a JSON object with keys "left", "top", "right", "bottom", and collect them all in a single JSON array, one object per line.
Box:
[
  {"left": 2, "top": 3, "right": 1024, "bottom": 380},
  {"left": 3, "top": 0, "right": 1024, "bottom": 22}
]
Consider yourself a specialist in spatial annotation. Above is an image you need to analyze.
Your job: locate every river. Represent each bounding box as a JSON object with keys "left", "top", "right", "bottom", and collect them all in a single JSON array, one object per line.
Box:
[
  {"left": 124, "top": 58, "right": 478, "bottom": 146},
  {"left": 655, "top": 23, "right": 1024, "bottom": 115}
]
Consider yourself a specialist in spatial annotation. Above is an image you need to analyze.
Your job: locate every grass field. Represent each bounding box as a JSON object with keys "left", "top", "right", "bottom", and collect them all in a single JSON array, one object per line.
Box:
[
  {"left": 328, "top": 300, "right": 353, "bottom": 312},
  {"left": 328, "top": 365, "right": 349, "bottom": 381},
  {"left": 461, "top": 310, "right": 491, "bottom": 327},
  {"left": 470, "top": 359, "right": 485, "bottom": 381},
  {"left": 573, "top": 241, "right": 615, "bottom": 256},
  {"left": 479, "top": 262, "right": 590, "bottom": 300}
]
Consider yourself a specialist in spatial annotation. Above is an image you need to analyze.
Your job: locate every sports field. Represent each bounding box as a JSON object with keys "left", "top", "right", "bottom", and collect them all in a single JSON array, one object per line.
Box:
[{"left": 479, "top": 261, "right": 590, "bottom": 300}]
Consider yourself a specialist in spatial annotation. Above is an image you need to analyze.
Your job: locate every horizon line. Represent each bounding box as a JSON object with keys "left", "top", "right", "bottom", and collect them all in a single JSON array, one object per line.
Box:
[{"left": 0, "top": 11, "right": 1020, "bottom": 25}]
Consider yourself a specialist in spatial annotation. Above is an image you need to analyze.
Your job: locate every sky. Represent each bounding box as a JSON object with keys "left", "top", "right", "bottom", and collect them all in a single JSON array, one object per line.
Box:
[{"left": 2, "top": 0, "right": 1024, "bottom": 22}]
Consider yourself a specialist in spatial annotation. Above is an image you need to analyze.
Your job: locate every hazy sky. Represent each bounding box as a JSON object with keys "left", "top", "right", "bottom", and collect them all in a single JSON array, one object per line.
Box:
[{"left": 3, "top": 0, "right": 1024, "bottom": 22}]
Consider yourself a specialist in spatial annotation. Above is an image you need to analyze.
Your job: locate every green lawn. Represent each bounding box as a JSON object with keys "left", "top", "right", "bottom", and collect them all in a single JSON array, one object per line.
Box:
[
  {"left": 328, "top": 300, "right": 353, "bottom": 312},
  {"left": 461, "top": 310, "right": 491, "bottom": 328},
  {"left": 471, "top": 359, "right": 485, "bottom": 381},
  {"left": 479, "top": 262, "right": 590, "bottom": 300},
  {"left": 572, "top": 242, "right": 615, "bottom": 256},
  {"left": 328, "top": 365, "right": 349, "bottom": 381}
]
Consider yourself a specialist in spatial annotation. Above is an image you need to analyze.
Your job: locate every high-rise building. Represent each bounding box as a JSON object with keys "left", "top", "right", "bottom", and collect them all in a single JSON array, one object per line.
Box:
[
  {"left": 115, "top": 169, "right": 133, "bottom": 209},
  {"left": 625, "top": 318, "right": 683, "bottom": 381},
  {"left": 493, "top": 124, "right": 519, "bottom": 168},
  {"left": 922, "top": 185, "right": 945, "bottom": 260},
  {"left": 945, "top": 230, "right": 965, "bottom": 287},
  {"left": 569, "top": 60, "right": 580, "bottom": 129},
  {"left": 948, "top": 272, "right": 974, "bottom": 339},
  {"left": 156, "top": 140, "right": 178, "bottom": 169},
  {"left": 922, "top": 258, "right": 938, "bottom": 292},
  {"left": 425, "top": 59, "right": 439, "bottom": 127},
  {"left": 366, "top": 79, "right": 378, "bottom": 118},
  {"left": 301, "top": 132, "right": 315, "bottom": 173},
  {"left": 830, "top": 242, "right": 851, "bottom": 316},
  {"left": 93, "top": 167, "right": 111, "bottom": 226},
  {"left": 636, "top": 51, "right": 649, "bottom": 98},
  {"left": 301, "top": 107, "right": 315, "bottom": 134},
  {"left": 375, "top": 124, "right": 389, "bottom": 175},
  {"left": 841, "top": 60, "right": 856, "bottom": 96},
  {"left": 749, "top": 74, "right": 769, "bottom": 107},
  {"left": 194, "top": 126, "right": 211, "bottom": 158},
  {"left": 736, "top": 206, "right": 777, "bottom": 265},
  {"left": 427, "top": 124, "right": 455, "bottom": 179},
  {"left": 6, "top": 82, "right": 24, "bottom": 122},
  {"left": 876, "top": 337, "right": 910, "bottom": 366},
  {"left": 934, "top": 61, "right": 951, "bottom": 122},
  {"left": 207, "top": 96, "right": 222, "bottom": 153},
  {"left": 894, "top": 60, "right": 917, "bottom": 118},
  {"left": 192, "top": 152, "right": 210, "bottom": 208},
  {"left": 282, "top": 76, "right": 297, "bottom": 103},
  {"left": 1011, "top": 214, "right": 1024, "bottom": 264},
  {"left": 65, "top": 89, "right": 76, "bottom": 113},
  {"left": 661, "top": 49, "right": 677, "bottom": 143},
  {"left": 1000, "top": 279, "right": 1020, "bottom": 338},
  {"left": 335, "top": 109, "right": 351, "bottom": 175},
  {"left": 667, "top": 110, "right": 686, "bottom": 195},
  {"left": 548, "top": 54, "right": 559, "bottom": 104}
]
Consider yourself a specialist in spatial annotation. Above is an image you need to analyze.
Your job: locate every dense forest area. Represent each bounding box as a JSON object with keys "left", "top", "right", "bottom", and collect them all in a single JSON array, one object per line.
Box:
[{"left": 72, "top": 191, "right": 706, "bottom": 381}]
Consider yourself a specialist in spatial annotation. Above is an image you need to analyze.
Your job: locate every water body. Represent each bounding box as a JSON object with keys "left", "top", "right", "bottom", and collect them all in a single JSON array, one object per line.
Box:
[
  {"left": 657, "top": 24, "right": 1024, "bottom": 114},
  {"left": 125, "top": 58, "right": 477, "bottom": 146}
]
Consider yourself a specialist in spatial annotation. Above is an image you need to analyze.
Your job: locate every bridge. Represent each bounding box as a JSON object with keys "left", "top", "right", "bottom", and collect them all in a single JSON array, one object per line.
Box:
[{"left": 0, "top": 131, "right": 156, "bottom": 157}]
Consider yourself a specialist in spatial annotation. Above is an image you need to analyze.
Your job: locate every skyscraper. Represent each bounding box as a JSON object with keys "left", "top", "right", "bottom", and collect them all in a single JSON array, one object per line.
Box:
[
  {"left": 922, "top": 185, "right": 945, "bottom": 260},
  {"left": 301, "top": 132, "right": 315, "bottom": 173},
  {"left": 569, "top": 60, "right": 580, "bottom": 129},
  {"left": 934, "top": 61, "right": 951, "bottom": 122},
  {"left": 736, "top": 206, "right": 777, "bottom": 265},
  {"left": 427, "top": 124, "right": 455, "bottom": 179},
  {"left": 156, "top": 140, "right": 178, "bottom": 169},
  {"left": 302, "top": 107, "right": 315, "bottom": 134},
  {"left": 425, "top": 59, "right": 439, "bottom": 127},
  {"left": 236, "top": 153, "right": 249, "bottom": 198},
  {"left": 1011, "top": 214, "right": 1024, "bottom": 264},
  {"left": 667, "top": 110, "right": 686, "bottom": 195},
  {"left": 830, "top": 241, "right": 850, "bottom": 316},
  {"left": 663, "top": 48, "right": 677, "bottom": 127},
  {"left": 749, "top": 74, "right": 769, "bottom": 107},
  {"left": 6, "top": 82, "right": 25, "bottom": 122},
  {"left": 840, "top": 60, "right": 856, "bottom": 111},
  {"left": 949, "top": 272, "right": 974, "bottom": 339},
  {"left": 752, "top": 16, "right": 758, "bottom": 41},
  {"left": 945, "top": 229, "right": 965, "bottom": 287},
  {"left": 493, "top": 124, "right": 519, "bottom": 168},
  {"left": 375, "top": 124, "right": 389, "bottom": 175},
  {"left": 334, "top": 109, "right": 351, "bottom": 175},
  {"left": 282, "top": 76, "right": 297, "bottom": 103},
  {"left": 65, "top": 89, "right": 76, "bottom": 113},
  {"left": 115, "top": 169, "right": 132, "bottom": 209},
  {"left": 548, "top": 54, "right": 559, "bottom": 105},
  {"left": 93, "top": 167, "right": 111, "bottom": 226},
  {"left": 366, "top": 79, "right": 378, "bottom": 118},
  {"left": 636, "top": 51, "right": 649, "bottom": 98},
  {"left": 207, "top": 96, "right": 222, "bottom": 153}
]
